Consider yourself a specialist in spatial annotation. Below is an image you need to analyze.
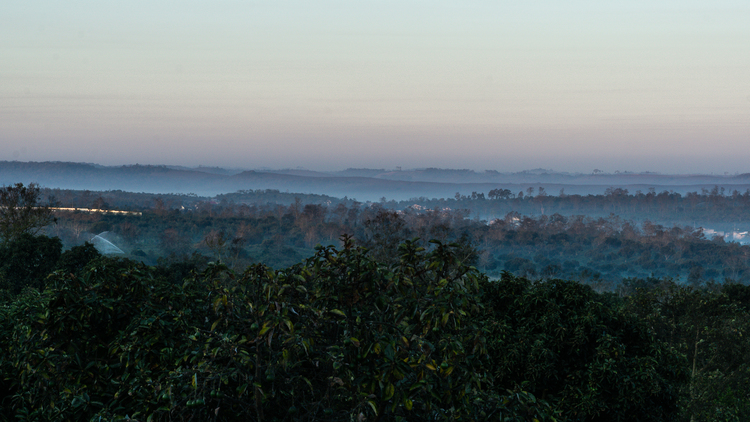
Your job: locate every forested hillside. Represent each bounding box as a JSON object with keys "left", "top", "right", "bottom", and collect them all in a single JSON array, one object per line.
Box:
[
  {"left": 38, "top": 186, "right": 750, "bottom": 285},
  {"left": 2, "top": 182, "right": 750, "bottom": 420}
]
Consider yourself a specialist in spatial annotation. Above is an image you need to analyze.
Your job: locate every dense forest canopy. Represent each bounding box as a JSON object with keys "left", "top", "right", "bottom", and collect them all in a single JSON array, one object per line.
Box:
[
  {"left": 30, "top": 186, "right": 750, "bottom": 285},
  {"left": 1, "top": 233, "right": 749, "bottom": 420},
  {"left": 38, "top": 184, "right": 750, "bottom": 227},
  {"left": 1, "top": 183, "right": 750, "bottom": 419}
]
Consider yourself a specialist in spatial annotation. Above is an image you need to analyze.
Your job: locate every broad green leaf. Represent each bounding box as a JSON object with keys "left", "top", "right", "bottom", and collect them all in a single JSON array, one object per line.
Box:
[
  {"left": 367, "top": 400, "right": 378, "bottom": 415},
  {"left": 384, "top": 383, "right": 395, "bottom": 400}
]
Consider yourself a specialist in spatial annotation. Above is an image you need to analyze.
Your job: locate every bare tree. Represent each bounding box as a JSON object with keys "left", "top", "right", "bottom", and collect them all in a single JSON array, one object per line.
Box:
[
  {"left": 202, "top": 229, "right": 228, "bottom": 261},
  {"left": 0, "top": 182, "right": 57, "bottom": 245}
]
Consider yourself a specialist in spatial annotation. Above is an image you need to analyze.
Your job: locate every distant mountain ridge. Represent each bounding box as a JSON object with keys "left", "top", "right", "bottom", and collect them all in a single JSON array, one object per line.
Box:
[{"left": 1, "top": 161, "right": 748, "bottom": 202}]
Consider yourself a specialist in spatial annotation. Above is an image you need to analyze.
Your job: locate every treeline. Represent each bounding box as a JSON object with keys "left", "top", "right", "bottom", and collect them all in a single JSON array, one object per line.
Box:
[
  {"left": 388, "top": 186, "right": 750, "bottom": 226},
  {"left": 1, "top": 237, "right": 749, "bottom": 420},
  {"left": 47, "top": 197, "right": 750, "bottom": 284},
  {"left": 42, "top": 185, "right": 750, "bottom": 227},
  {"left": 39, "top": 188, "right": 349, "bottom": 212},
  {"left": 473, "top": 213, "right": 750, "bottom": 285}
]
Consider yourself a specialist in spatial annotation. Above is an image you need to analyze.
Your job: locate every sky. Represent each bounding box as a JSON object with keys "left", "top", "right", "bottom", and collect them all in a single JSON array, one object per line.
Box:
[{"left": 1, "top": 1, "right": 749, "bottom": 174}]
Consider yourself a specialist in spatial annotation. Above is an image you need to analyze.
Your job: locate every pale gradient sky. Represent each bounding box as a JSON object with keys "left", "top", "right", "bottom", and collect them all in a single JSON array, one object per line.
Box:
[{"left": 1, "top": 1, "right": 749, "bottom": 173}]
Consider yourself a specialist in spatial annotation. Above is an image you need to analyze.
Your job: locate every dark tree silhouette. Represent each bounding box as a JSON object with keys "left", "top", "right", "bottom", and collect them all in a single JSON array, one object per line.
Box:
[{"left": 0, "top": 182, "right": 57, "bottom": 245}]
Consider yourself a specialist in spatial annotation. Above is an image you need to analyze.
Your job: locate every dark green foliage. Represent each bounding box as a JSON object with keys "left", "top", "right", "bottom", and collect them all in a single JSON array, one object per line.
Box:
[
  {"left": 56, "top": 242, "right": 102, "bottom": 276},
  {"left": 359, "top": 209, "right": 412, "bottom": 265},
  {"left": 0, "top": 233, "right": 62, "bottom": 298},
  {"left": 624, "top": 282, "right": 750, "bottom": 421},
  {"left": 154, "top": 251, "right": 211, "bottom": 283},
  {"left": 0, "top": 238, "right": 553, "bottom": 421},
  {"left": 246, "top": 240, "right": 309, "bottom": 269},
  {"left": 482, "top": 273, "right": 688, "bottom": 421},
  {"left": 722, "top": 282, "right": 750, "bottom": 311},
  {"left": 0, "top": 227, "right": 739, "bottom": 420}
]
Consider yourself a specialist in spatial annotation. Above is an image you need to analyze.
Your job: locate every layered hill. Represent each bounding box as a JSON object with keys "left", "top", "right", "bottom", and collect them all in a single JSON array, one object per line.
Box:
[{"left": 1, "top": 161, "right": 749, "bottom": 201}]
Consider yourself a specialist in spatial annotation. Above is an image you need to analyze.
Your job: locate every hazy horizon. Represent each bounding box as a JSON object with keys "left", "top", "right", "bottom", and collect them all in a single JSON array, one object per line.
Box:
[
  {"left": 4, "top": 159, "right": 750, "bottom": 178},
  {"left": 2, "top": 1, "right": 749, "bottom": 174}
]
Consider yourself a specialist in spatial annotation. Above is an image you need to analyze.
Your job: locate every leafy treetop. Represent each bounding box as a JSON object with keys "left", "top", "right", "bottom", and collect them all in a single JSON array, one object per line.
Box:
[{"left": 0, "top": 182, "right": 56, "bottom": 245}]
